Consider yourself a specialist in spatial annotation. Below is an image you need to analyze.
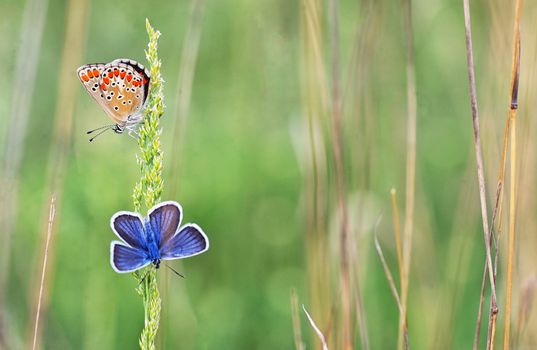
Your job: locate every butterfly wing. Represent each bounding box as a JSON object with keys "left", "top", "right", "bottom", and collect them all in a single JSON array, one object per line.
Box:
[
  {"left": 111, "top": 58, "right": 150, "bottom": 104},
  {"left": 159, "top": 224, "right": 209, "bottom": 260},
  {"left": 147, "top": 201, "right": 183, "bottom": 248},
  {"left": 77, "top": 63, "right": 108, "bottom": 114},
  {"left": 77, "top": 59, "right": 150, "bottom": 128},
  {"left": 110, "top": 212, "right": 147, "bottom": 249},
  {"left": 110, "top": 242, "right": 151, "bottom": 273},
  {"left": 109, "top": 211, "right": 150, "bottom": 273},
  {"left": 99, "top": 60, "right": 149, "bottom": 127}
]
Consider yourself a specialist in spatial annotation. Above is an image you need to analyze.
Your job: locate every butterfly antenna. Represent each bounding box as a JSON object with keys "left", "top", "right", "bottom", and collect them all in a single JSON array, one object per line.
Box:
[
  {"left": 164, "top": 263, "right": 185, "bottom": 278},
  {"left": 88, "top": 126, "right": 112, "bottom": 142},
  {"left": 86, "top": 124, "right": 115, "bottom": 134}
]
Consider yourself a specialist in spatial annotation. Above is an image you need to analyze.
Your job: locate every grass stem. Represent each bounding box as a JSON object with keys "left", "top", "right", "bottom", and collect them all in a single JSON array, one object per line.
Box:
[
  {"left": 390, "top": 189, "right": 403, "bottom": 290},
  {"left": 327, "top": 0, "right": 354, "bottom": 348},
  {"left": 462, "top": 2, "right": 501, "bottom": 348},
  {"left": 399, "top": 0, "right": 417, "bottom": 347},
  {"left": 132, "top": 19, "right": 165, "bottom": 350},
  {"left": 31, "top": 196, "right": 56, "bottom": 350},
  {"left": 503, "top": 0, "right": 521, "bottom": 346}
]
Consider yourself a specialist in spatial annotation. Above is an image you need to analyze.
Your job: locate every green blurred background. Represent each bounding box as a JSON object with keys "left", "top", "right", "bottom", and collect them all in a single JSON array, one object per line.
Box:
[{"left": 1, "top": 0, "right": 537, "bottom": 349}]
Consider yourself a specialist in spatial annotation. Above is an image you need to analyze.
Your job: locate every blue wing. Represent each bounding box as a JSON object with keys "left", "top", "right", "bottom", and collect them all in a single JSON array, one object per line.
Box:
[
  {"left": 159, "top": 224, "right": 209, "bottom": 260},
  {"left": 111, "top": 212, "right": 146, "bottom": 249},
  {"left": 110, "top": 242, "right": 151, "bottom": 273},
  {"left": 147, "top": 201, "right": 182, "bottom": 247}
]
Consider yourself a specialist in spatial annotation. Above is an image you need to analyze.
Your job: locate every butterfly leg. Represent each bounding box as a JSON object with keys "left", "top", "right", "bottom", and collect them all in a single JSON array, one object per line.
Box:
[{"left": 127, "top": 129, "right": 140, "bottom": 140}]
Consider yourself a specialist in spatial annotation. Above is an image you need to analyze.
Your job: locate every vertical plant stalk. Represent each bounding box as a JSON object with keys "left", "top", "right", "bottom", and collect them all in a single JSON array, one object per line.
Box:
[
  {"left": 478, "top": 54, "right": 514, "bottom": 350},
  {"left": 462, "top": 1, "right": 500, "bottom": 348},
  {"left": 299, "top": 0, "right": 331, "bottom": 347},
  {"left": 503, "top": 108, "right": 517, "bottom": 350},
  {"left": 374, "top": 234, "right": 402, "bottom": 314},
  {"left": 132, "top": 19, "right": 165, "bottom": 350},
  {"left": 327, "top": 0, "right": 354, "bottom": 348},
  {"left": 31, "top": 196, "right": 55, "bottom": 350},
  {"left": 390, "top": 189, "right": 408, "bottom": 348},
  {"left": 374, "top": 228, "right": 409, "bottom": 350},
  {"left": 390, "top": 189, "right": 404, "bottom": 286},
  {"left": 503, "top": 1, "right": 521, "bottom": 345},
  {"left": 399, "top": 0, "right": 417, "bottom": 348},
  {"left": 303, "top": 305, "right": 329, "bottom": 350}
]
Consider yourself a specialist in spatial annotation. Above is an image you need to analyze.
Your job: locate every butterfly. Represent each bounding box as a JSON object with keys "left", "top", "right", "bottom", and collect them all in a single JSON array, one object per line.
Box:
[
  {"left": 77, "top": 58, "right": 150, "bottom": 140},
  {"left": 110, "top": 201, "right": 209, "bottom": 273}
]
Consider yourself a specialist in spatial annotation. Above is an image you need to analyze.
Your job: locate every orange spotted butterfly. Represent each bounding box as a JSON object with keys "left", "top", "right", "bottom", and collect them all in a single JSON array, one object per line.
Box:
[{"left": 77, "top": 59, "right": 150, "bottom": 140}]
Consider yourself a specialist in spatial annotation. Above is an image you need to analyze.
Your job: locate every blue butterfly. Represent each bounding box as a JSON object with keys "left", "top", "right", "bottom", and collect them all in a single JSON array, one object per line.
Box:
[{"left": 110, "top": 201, "right": 209, "bottom": 273}]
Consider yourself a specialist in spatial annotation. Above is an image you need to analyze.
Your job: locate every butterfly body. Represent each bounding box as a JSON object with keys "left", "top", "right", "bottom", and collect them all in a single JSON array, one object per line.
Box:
[
  {"left": 77, "top": 59, "right": 150, "bottom": 134},
  {"left": 110, "top": 201, "right": 209, "bottom": 273},
  {"left": 142, "top": 220, "right": 162, "bottom": 264}
]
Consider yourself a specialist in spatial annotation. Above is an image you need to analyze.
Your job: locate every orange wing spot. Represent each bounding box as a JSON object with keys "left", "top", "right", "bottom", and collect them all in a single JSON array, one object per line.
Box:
[
  {"left": 126, "top": 74, "right": 133, "bottom": 82},
  {"left": 133, "top": 80, "right": 141, "bottom": 87},
  {"left": 100, "top": 83, "right": 106, "bottom": 90},
  {"left": 114, "top": 70, "right": 119, "bottom": 77},
  {"left": 143, "top": 78, "right": 148, "bottom": 84},
  {"left": 120, "top": 71, "right": 126, "bottom": 79},
  {"left": 103, "top": 76, "right": 110, "bottom": 85},
  {"left": 92, "top": 69, "right": 100, "bottom": 77},
  {"left": 87, "top": 70, "right": 94, "bottom": 78},
  {"left": 108, "top": 72, "right": 114, "bottom": 78},
  {"left": 81, "top": 74, "right": 89, "bottom": 82}
]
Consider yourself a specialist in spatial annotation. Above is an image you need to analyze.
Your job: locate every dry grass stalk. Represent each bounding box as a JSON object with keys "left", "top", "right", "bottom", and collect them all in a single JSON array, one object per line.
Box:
[
  {"left": 374, "top": 234, "right": 402, "bottom": 314},
  {"left": 462, "top": 0, "right": 496, "bottom": 302},
  {"left": 484, "top": 182, "right": 504, "bottom": 349},
  {"left": 461, "top": 1, "right": 507, "bottom": 349},
  {"left": 479, "top": 61, "right": 511, "bottom": 350},
  {"left": 503, "top": 1, "right": 521, "bottom": 348},
  {"left": 399, "top": 0, "right": 417, "bottom": 347},
  {"left": 469, "top": 0, "right": 522, "bottom": 348},
  {"left": 299, "top": 0, "right": 331, "bottom": 347},
  {"left": 303, "top": 304, "right": 329, "bottom": 350},
  {"left": 326, "top": 0, "right": 354, "bottom": 348},
  {"left": 390, "top": 189, "right": 404, "bottom": 290},
  {"left": 387, "top": 189, "right": 409, "bottom": 349},
  {"left": 31, "top": 196, "right": 56, "bottom": 350}
]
